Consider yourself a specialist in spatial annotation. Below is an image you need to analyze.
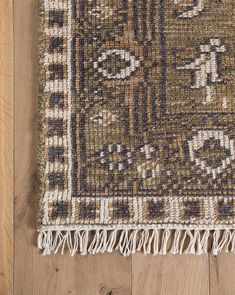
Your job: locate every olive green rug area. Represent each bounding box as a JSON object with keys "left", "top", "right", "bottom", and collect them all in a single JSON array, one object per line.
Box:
[{"left": 38, "top": 0, "right": 235, "bottom": 255}]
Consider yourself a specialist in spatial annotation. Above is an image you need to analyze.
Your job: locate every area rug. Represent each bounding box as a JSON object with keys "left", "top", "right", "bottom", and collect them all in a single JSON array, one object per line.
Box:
[{"left": 38, "top": 0, "right": 235, "bottom": 255}]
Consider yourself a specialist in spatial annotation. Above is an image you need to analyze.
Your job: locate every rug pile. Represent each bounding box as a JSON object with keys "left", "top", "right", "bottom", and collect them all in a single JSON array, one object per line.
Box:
[{"left": 38, "top": 0, "right": 235, "bottom": 255}]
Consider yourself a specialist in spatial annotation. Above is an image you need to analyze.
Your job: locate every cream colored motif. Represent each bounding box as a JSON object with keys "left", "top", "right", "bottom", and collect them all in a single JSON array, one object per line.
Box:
[
  {"left": 88, "top": 3, "right": 114, "bottom": 20},
  {"left": 140, "top": 144, "right": 155, "bottom": 160},
  {"left": 91, "top": 110, "right": 118, "bottom": 126},
  {"left": 176, "top": 39, "right": 226, "bottom": 104},
  {"left": 137, "top": 145, "right": 160, "bottom": 181},
  {"left": 174, "top": 0, "right": 205, "bottom": 18},
  {"left": 93, "top": 49, "right": 141, "bottom": 79},
  {"left": 188, "top": 130, "right": 235, "bottom": 179}
]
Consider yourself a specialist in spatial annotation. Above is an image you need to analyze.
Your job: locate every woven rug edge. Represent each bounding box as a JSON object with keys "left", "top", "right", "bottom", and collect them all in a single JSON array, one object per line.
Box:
[
  {"left": 36, "top": 0, "right": 235, "bottom": 257},
  {"left": 37, "top": 227, "right": 235, "bottom": 256}
]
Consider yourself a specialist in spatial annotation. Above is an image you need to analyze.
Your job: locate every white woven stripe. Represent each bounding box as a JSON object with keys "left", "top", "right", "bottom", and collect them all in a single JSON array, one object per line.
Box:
[
  {"left": 44, "top": 80, "right": 68, "bottom": 93},
  {"left": 44, "top": 0, "right": 68, "bottom": 10},
  {"left": 170, "top": 197, "right": 180, "bottom": 223},
  {"left": 45, "top": 136, "right": 68, "bottom": 147},
  {"left": 132, "top": 197, "right": 139, "bottom": 223},
  {"left": 44, "top": 53, "right": 67, "bottom": 64},
  {"left": 45, "top": 162, "right": 68, "bottom": 173},
  {"left": 137, "top": 198, "right": 143, "bottom": 223},
  {"left": 102, "top": 199, "right": 110, "bottom": 224},
  {"left": 45, "top": 109, "right": 69, "bottom": 118},
  {"left": 45, "top": 190, "right": 70, "bottom": 200},
  {"left": 44, "top": 27, "right": 68, "bottom": 37}
]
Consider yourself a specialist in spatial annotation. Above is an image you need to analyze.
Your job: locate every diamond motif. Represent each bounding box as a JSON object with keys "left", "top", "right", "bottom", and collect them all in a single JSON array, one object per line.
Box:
[
  {"left": 93, "top": 49, "right": 141, "bottom": 79},
  {"left": 98, "top": 144, "right": 132, "bottom": 171},
  {"left": 188, "top": 130, "right": 235, "bottom": 179}
]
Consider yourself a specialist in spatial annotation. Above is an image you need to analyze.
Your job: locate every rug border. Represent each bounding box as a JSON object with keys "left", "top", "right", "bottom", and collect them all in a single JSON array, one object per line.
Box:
[{"left": 37, "top": 0, "right": 235, "bottom": 256}]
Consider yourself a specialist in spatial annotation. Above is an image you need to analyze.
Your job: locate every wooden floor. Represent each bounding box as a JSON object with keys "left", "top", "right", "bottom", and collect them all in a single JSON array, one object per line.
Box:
[{"left": 0, "top": 0, "right": 235, "bottom": 294}]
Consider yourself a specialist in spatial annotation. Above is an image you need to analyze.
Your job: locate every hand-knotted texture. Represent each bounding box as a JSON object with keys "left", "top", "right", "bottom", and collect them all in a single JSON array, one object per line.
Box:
[{"left": 38, "top": 0, "right": 235, "bottom": 256}]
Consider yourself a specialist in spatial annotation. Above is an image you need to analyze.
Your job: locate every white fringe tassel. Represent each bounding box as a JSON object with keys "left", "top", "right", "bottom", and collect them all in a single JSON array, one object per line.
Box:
[{"left": 37, "top": 229, "right": 235, "bottom": 256}]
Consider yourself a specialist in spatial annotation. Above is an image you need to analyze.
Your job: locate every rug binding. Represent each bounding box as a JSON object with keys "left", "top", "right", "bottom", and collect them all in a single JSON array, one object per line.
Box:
[{"left": 38, "top": 228, "right": 235, "bottom": 256}]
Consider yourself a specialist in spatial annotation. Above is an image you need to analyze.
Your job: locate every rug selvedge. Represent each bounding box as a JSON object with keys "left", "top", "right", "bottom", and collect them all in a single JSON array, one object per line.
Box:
[{"left": 38, "top": 0, "right": 235, "bottom": 255}]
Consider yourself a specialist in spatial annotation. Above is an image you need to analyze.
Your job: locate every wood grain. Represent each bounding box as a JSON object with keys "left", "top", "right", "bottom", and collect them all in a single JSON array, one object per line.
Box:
[
  {"left": 132, "top": 254, "right": 209, "bottom": 295},
  {"left": 0, "top": 1, "right": 13, "bottom": 295},
  {"left": 14, "top": 1, "right": 131, "bottom": 294},
  {"left": 13, "top": 1, "right": 235, "bottom": 295},
  {"left": 209, "top": 254, "right": 235, "bottom": 295}
]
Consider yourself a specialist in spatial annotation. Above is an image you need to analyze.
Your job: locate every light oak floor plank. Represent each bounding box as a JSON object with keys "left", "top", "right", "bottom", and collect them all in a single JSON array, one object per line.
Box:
[
  {"left": 13, "top": 1, "right": 235, "bottom": 295},
  {"left": 0, "top": 1, "right": 13, "bottom": 295},
  {"left": 209, "top": 253, "right": 235, "bottom": 295},
  {"left": 14, "top": 1, "right": 131, "bottom": 294},
  {"left": 132, "top": 254, "right": 209, "bottom": 295}
]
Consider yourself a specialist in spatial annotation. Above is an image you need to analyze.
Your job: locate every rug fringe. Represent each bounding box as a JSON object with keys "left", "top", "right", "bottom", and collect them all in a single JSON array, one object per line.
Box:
[{"left": 37, "top": 228, "right": 235, "bottom": 256}]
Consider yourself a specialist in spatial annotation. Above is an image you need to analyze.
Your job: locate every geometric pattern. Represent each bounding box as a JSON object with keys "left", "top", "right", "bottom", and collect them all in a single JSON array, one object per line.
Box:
[
  {"left": 38, "top": 0, "right": 235, "bottom": 231},
  {"left": 188, "top": 130, "right": 235, "bottom": 179}
]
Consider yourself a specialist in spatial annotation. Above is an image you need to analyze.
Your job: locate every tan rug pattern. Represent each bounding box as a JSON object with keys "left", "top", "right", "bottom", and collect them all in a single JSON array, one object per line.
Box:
[{"left": 38, "top": 0, "right": 235, "bottom": 255}]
